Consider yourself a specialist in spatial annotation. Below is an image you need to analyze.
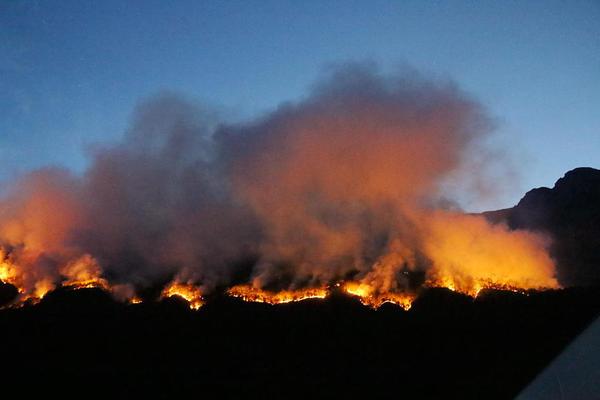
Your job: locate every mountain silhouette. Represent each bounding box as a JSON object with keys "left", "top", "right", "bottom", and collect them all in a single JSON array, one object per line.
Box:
[{"left": 485, "top": 167, "right": 600, "bottom": 286}]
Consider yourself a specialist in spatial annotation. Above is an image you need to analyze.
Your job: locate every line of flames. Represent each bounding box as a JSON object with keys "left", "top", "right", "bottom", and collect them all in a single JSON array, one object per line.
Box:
[
  {"left": 227, "top": 285, "right": 329, "bottom": 305},
  {"left": 1, "top": 256, "right": 538, "bottom": 311},
  {"left": 0, "top": 244, "right": 550, "bottom": 310},
  {"left": 0, "top": 278, "right": 536, "bottom": 310},
  {"left": 149, "top": 278, "right": 535, "bottom": 311}
]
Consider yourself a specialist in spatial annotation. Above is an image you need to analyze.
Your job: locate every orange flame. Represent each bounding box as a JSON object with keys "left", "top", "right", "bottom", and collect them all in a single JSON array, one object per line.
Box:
[
  {"left": 0, "top": 248, "right": 142, "bottom": 307},
  {"left": 0, "top": 248, "right": 54, "bottom": 305},
  {"left": 161, "top": 281, "right": 204, "bottom": 310},
  {"left": 60, "top": 254, "right": 110, "bottom": 291},
  {"left": 0, "top": 248, "right": 19, "bottom": 289},
  {"left": 424, "top": 275, "right": 529, "bottom": 298},
  {"left": 423, "top": 213, "right": 559, "bottom": 297},
  {"left": 342, "top": 281, "right": 414, "bottom": 310},
  {"left": 227, "top": 284, "right": 328, "bottom": 304}
]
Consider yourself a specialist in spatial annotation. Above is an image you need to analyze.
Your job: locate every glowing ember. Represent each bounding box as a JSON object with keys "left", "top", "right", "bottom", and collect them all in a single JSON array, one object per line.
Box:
[
  {"left": 161, "top": 281, "right": 204, "bottom": 310},
  {"left": 227, "top": 284, "right": 328, "bottom": 304}
]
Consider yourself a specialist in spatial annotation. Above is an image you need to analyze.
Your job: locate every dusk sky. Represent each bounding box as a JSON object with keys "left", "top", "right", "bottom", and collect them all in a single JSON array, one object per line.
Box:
[{"left": 1, "top": 0, "right": 599, "bottom": 210}]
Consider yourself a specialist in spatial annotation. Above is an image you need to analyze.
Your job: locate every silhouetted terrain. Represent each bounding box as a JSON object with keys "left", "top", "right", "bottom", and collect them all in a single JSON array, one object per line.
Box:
[
  {"left": 2, "top": 167, "right": 600, "bottom": 399},
  {"left": 485, "top": 167, "right": 600, "bottom": 287},
  {"left": 1, "top": 286, "right": 599, "bottom": 399}
]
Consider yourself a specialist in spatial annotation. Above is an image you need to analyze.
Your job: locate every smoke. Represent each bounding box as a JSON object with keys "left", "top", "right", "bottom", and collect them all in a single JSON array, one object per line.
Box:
[
  {"left": 0, "top": 64, "right": 558, "bottom": 302},
  {"left": 77, "top": 94, "right": 257, "bottom": 290}
]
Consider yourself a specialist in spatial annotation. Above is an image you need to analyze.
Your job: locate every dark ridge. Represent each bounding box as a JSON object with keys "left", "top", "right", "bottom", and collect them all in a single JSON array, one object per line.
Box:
[
  {"left": 1, "top": 286, "right": 599, "bottom": 399},
  {"left": 0, "top": 281, "right": 18, "bottom": 307},
  {"left": 483, "top": 167, "right": 600, "bottom": 286}
]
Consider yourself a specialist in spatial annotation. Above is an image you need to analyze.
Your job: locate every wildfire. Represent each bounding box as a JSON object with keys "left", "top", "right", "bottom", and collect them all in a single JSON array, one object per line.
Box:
[
  {"left": 0, "top": 245, "right": 553, "bottom": 312},
  {"left": 0, "top": 249, "right": 144, "bottom": 307},
  {"left": 342, "top": 282, "right": 415, "bottom": 310},
  {"left": 60, "top": 255, "right": 110, "bottom": 291},
  {"left": 425, "top": 275, "right": 537, "bottom": 298},
  {"left": 423, "top": 212, "right": 559, "bottom": 297},
  {"left": 161, "top": 281, "right": 204, "bottom": 310},
  {"left": 0, "top": 249, "right": 19, "bottom": 288},
  {"left": 228, "top": 282, "right": 414, "bottom": 309},
  {"left": 227, "top": 284, "right": 328, "bottom": 304},
  {"left": 0, "top": 248, "right": 53, "bottom": 305}
]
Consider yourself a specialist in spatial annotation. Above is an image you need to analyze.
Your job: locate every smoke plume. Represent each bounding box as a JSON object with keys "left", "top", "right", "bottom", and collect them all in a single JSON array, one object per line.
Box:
[{"left": 0, "top": 64, "right": 558, "bottom": 305}]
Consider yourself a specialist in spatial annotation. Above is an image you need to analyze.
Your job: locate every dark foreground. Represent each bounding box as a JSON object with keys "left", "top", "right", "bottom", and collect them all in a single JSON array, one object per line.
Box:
[{"left": 1, "top": 287, "right": 599, "bottom": 399}]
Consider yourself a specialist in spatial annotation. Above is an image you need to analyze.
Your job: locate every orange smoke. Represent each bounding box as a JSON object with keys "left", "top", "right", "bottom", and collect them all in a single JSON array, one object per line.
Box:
[
  {"left": 225, "top": 66, "right": 558, "bottom": 298},
  {"left": 423, "top": 212, "right": 559, "bottom": 296}
]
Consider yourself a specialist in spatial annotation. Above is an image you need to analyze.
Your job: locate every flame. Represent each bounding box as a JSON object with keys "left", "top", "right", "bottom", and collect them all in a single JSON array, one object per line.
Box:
[
  {"left": 161, "top": 281, "right": 204, "bottom": 310},
  {"left": 227, "top": 284, "right": 328, "bottom": 304},
  {"left": 228, "top": 282, "right": 414, "bottom": 309},
  {"left": 0, "top": 241, "right": 553, "bottom": 312},
  {"left": 0, "top": 247, "right": 54, "bottom": 305},
  {"left": 32, "top": 279, "right": 54, "bottom": 300},
  {"left": 0, "top": 248, "right": 142, "bottom": 306},
  {"left": 0, "top": 248, "right": 19, "bottom": 288},
  {"left": 342, "top": 282, "right": 414, "bottom": 310},
  {"left": 60, "top": 254, "right": 110, "bottom": 290},
  {"left": 423, "top": 213, "right": 560, "bottom": 297},
  {"left": 425, "top": 275, "right": 528, "bottom": 298}
]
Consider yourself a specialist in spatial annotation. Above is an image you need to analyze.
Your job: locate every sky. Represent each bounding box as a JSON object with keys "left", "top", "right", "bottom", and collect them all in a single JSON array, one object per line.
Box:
[{"left": 1, "top": 0, "right": 599, "bottom": 211}]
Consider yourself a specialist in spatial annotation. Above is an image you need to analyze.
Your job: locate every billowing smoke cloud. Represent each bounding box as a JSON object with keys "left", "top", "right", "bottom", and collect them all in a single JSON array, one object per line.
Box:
[
  {"left": 0, "top": 64, "right": 558, "bottom": 304},
  {"left": 78, "top": 94, "right": 257, "bottom": 290}
]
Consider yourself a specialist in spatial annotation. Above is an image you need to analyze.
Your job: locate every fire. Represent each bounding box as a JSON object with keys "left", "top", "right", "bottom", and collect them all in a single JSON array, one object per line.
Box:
[
  {"left": 227, "top": 284, "right": 328, "bottom": 304},
  {"left": 342, "top": 282, "right": 414, "bottom": 310},
  {"left": 31, "top": 279, "right": 54, "bottom": 300},
  {"left": 228, "top": 282, "right": 414, "bottom": 309},
  {"left": 161, "top": 281, "right": 204, "bottom": 310},
  {"left": 0, "top": 248, "right": 142, "bottom": 306},
  {"left": 0, "top": 247, "right": 54, "bottom": 305},
  {"left": 60, "top": 254, "right": 110, "bottom": 290},
  {"left": 425, "top": 275, "right": 528, "bottom": 298},
  {"left": 0, "top": 69, "right": 566, "bottom": 313},
  {"left": 423, "top": 212, "right": 559, "bottom": 297},
  {"left": 0, "top": 249, "right": 19, "bottom": 288}
]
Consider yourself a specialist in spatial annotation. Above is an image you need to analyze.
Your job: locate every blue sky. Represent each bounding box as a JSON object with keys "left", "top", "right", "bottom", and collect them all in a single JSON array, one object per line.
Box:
[{"left": 1, "top": 0, "right": 599, "bottom": 210}]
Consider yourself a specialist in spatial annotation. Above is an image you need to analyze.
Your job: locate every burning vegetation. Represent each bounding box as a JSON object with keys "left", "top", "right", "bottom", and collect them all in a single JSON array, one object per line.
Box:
[
  {"left": 160, "top": 281, "right": 204, "bottom": 310},
  {"left": 0, "top": 64, "right": 561, "bottom": 311},
  {"left": 228, "top": 284, "right": 328, "bottom": 305}
]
